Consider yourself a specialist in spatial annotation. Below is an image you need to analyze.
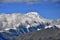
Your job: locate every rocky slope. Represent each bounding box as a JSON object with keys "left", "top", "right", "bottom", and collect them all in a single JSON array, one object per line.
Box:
[
  {"left": 16, "top": 29, "right": 60, "bottom": 40},
  {"left": 0, "top": 28, "right": 60, "bottom": 40}
]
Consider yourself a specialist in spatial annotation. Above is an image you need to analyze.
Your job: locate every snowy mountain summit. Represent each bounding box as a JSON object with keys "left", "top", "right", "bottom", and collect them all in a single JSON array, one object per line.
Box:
[{"left": 0, "top": 12, "right": 60, "bottom": 32}]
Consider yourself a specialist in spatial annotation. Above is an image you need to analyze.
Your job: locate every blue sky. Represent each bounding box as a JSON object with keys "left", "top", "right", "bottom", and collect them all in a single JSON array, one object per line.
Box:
[{"left": 0, "top": 1, "right": 60, "bottom": 20}]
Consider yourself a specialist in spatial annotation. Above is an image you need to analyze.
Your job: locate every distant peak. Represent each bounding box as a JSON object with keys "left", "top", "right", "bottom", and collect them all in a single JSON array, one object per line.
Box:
[
  {"left": 26, "top": 12, "right": 39, "bottom": 15},
  {"left": 25, "top": 12, "right": 42, "bottom": 18},
  {"left": 57, "top": 18, "right": 60, "bottom": 21}
]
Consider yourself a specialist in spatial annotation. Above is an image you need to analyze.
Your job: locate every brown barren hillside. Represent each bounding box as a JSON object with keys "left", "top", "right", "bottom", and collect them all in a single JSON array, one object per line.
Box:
[{"left": 16, "top": 29, "right": 60, "bottom": 40}]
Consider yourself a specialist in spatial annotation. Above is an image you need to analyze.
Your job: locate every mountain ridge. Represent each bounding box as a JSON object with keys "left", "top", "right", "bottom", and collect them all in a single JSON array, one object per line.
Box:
[{"left": 0, "top": 12, "right": 60, "bottom": 32}]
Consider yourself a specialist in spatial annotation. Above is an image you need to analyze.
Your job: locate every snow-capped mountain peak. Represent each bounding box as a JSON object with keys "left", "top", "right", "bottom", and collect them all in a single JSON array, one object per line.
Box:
[
  {"left": 0, "top": 12, "right": 60, "bottom": 32},
  {"left": 25, "top": 12, "right": 39, "bottom": 15}
]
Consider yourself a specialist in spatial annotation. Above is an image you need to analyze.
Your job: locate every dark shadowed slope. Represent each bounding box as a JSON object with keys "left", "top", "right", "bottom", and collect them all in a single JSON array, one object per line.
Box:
[
  {"left": 16, "top": 29, "right": 60, "bottom": 40},
  {"left": 1, "top": 29, "right": 60, "bottom": 40}
]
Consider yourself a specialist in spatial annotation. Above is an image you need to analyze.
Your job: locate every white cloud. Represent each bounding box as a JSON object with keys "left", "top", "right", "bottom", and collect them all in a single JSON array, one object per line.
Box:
[
  {"left": 1, "top": 0, "right": 60, "bottom": 2},
  {"left": 0, "top": 0, "right": 60, "bottom": 4},
  {"left": 47, "top": 0, "right": 60, "bottom": 1},
  {"left": 0, "top": 0, "right": 40, "bottom": 4},
  {"left": 54, "top": 0, "right": 59, "bottom": 1}
]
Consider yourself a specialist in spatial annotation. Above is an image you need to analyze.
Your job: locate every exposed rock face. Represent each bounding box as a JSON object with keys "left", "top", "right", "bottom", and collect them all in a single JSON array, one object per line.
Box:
[
  {"left": 15, "top": 29, "right": 60, "bottom": 40},
  {"left": 0, "top": 29, "right": 60, "bottom": 40}
]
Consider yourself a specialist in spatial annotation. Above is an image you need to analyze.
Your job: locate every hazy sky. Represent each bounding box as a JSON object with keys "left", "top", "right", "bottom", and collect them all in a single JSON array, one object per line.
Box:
[{"left": 0, "top": 0, "right": 60, "bottom": 20}]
